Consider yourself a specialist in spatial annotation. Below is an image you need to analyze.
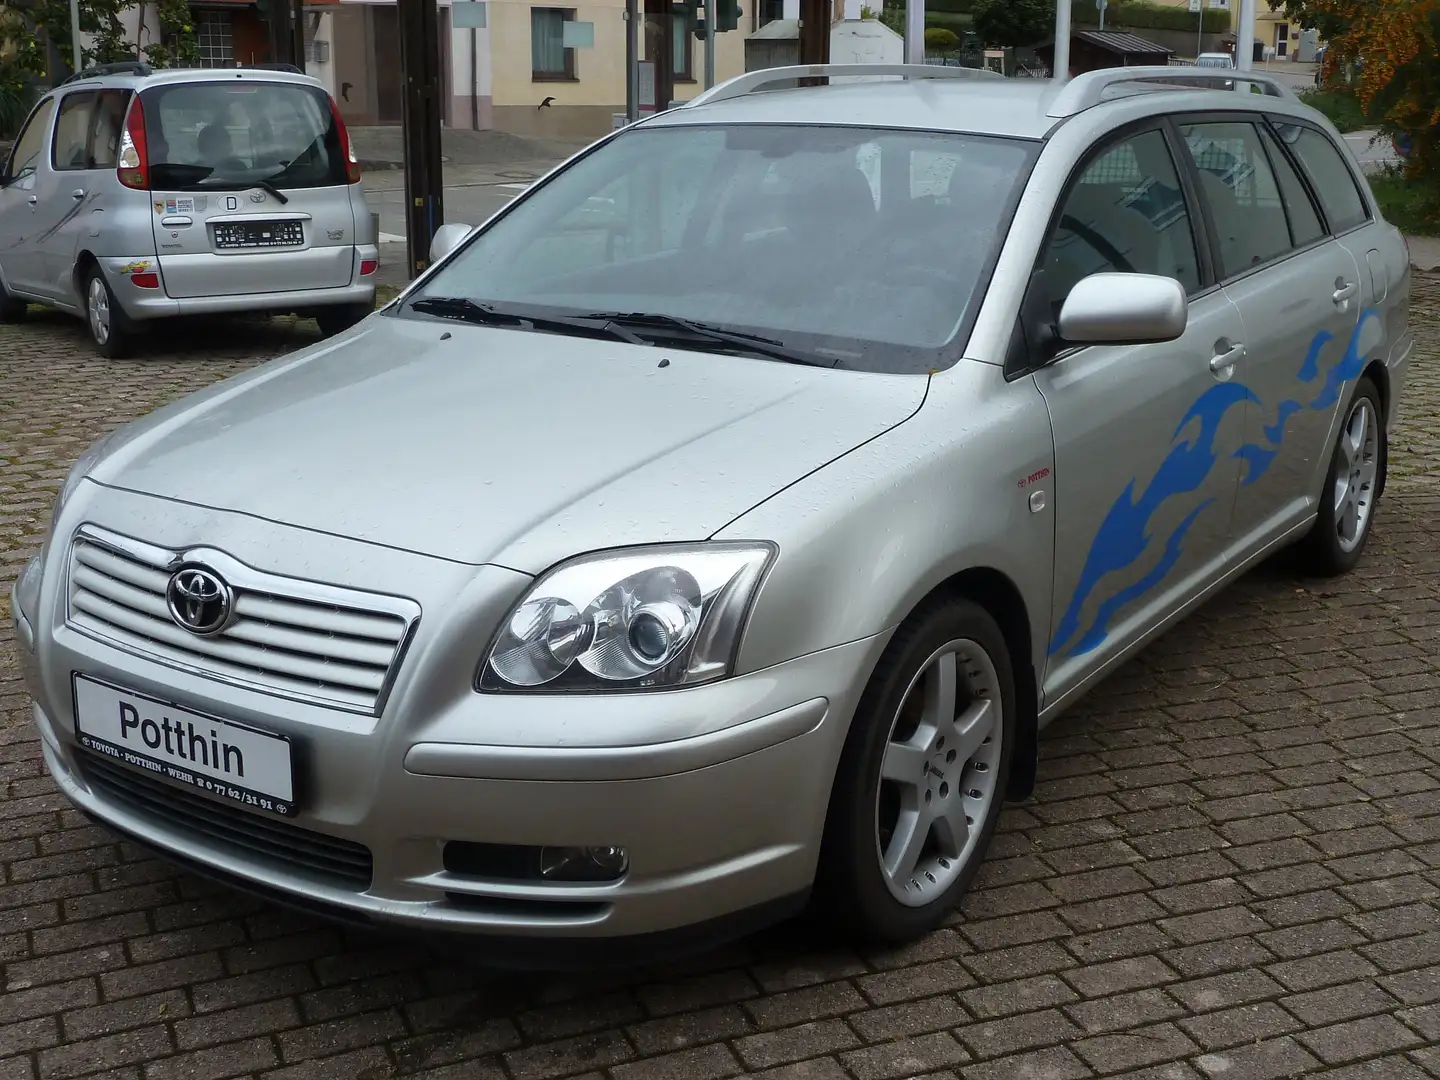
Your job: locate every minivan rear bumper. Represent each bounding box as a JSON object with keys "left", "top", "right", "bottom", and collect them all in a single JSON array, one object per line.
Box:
[{"left": 99, "top": 252, "right": 377, "bottom": 321}]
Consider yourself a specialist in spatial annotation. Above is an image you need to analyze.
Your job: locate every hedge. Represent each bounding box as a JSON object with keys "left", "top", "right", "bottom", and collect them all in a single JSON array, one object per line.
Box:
[{"left": 1074, "top": 0, "right": 1230, "bottom": 34}]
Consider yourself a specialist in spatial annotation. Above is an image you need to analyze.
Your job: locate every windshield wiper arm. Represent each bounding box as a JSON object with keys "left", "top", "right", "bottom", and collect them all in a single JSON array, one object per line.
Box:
[
  {"left": 583, "top": 311, "right": 837, "bottom": 368},
  {"left": 407, "top": 297, "right": 642, "bottom": 342},
  {"left": 189, "top": 175, "right": 291, "bottom": 205}
]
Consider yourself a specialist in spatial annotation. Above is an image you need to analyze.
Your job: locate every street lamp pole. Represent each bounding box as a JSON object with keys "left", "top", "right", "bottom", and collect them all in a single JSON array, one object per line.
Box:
[
  {"left": 1053, "top": 0, "right": 1070, "bottom": 80},
  {"left": 69, "top": 0, "right": 83, "bottom": 75},
  {"left": 1236, "top": 0, "right": 1255, "bottom": 70}
]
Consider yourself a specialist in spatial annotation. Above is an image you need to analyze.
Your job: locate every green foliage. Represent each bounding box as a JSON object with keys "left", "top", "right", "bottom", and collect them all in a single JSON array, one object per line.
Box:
[
  {"left": 1073, "top": 0, "right": 1231, "bottom": 33},
  {"left": 1264, "top": 0, "right": 1346, "bottom": 41},
  {"left": 1295, "top": 86, "right": 1368, "bottom": 132},
  {"left": 1369, "top": 164, "right": 1440, "bottom": 236},
  {"left": 0, "top": 72, "right": 37, "bottom": 139},
  {"left": 142, "top": 0, "right": 199, "bottom": 68},
  {"left": 973, "top": 0, "right": 1051, "bottom": 46},
  {"left": 925, "top": 11, "right": 973, "bottom": 33},
  {"left": 925, "top": 26, "right": 960, "bottom": 48}
]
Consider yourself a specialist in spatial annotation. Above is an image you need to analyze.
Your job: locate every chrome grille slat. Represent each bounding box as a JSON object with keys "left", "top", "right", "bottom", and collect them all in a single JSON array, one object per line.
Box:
[{"left": 66, "top": 532, "right": 415, "bottom": 715}]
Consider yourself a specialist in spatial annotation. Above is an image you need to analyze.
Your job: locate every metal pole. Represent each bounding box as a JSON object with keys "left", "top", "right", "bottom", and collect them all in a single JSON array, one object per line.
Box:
[
  {"left": 69, "top": 0, "right": 83, "bottom": 75},
  {"left": 1196, "top": 0, "right": 1202, "bottom": 60},
  {"left": 626, "top": 0, "right": 638, "bottom": 120},
  {"left": 399, "top": 0, "right": 446, "bottom": 278},
  {"left": 1235, "top": 0, "right": 1255, "bottom": 70},
  {"left": 704, "top": 0, "right": 716, "bottom": 88},
  {"left": 904, "top": 0, "right": 924, "bottom": 64},
  {"left": 1053, "top": 0, "right": 1071, "bottom": 80}
]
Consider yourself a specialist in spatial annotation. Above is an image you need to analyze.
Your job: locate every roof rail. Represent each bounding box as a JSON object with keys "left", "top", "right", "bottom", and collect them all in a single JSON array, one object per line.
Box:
[
  {"left": 1046, "top": 65, "right": 1293, "bottom": 118},
  {"left": 684, "top": 62, "right": 1004, "bottom": 109},
  {"left": 62, "top": 60, "right": 153, "bottom": 84}
]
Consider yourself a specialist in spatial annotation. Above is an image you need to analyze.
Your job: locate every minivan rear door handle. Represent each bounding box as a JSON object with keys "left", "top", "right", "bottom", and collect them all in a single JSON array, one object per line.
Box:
[
  {"left": 26, "top": 194, "right": 37, "bottom": 206},
  {"left": 71, "top": 188, "right": 86, "bottom": 200}
]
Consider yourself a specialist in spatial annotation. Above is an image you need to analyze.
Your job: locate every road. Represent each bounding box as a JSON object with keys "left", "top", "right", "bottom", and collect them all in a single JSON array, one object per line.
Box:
[
  {"left": 1, "top": 272, "right": 1438, "bottom": 1079},
  {"left": 362, "top": 165, "right": 546, "bottom": 243}
]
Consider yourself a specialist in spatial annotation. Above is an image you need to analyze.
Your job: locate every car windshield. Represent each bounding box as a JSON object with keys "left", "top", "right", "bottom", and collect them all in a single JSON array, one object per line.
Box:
[
  {"left": 402, "top": 123, "right": 1038, "bottom": 373},
  {"left": 140, "top": 80, "right": 347, "bottom": 190}
]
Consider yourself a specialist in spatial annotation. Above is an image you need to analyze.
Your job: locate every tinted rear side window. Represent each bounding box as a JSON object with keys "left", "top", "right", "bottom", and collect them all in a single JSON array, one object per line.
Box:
[
  {"left": 141, "top": 80, "right": 346, "bottom": 190},
  {"left": 1276, "top": 123, "right": 1369, "bottom": 233}
]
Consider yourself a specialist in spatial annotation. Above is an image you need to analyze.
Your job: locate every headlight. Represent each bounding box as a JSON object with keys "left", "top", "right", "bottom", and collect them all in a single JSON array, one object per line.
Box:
[{"left": 479, "top": 543, "right": 775, "bottom": 692}]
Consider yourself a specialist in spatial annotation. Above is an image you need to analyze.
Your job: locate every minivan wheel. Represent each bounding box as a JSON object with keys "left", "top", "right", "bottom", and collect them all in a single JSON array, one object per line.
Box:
[
  {"left": 315, "top": 302, "right": 372, "bottom": 338},
  {"left": 1295, "top": 376, "right": 1385, "bottom": 577},
  {"left": 817, "top": 598, "right": 1015, "bottom": 944},
  {"left": 0, "top": 275, "right": 25, "bottom": 322},
  {"left": 84, "top": 267, "right": 132, "bottom": 359}
]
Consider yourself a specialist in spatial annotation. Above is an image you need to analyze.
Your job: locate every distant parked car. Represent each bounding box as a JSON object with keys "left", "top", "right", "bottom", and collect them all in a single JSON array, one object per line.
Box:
[
  {"left": 0, "top": 62, "right": 377, "bottom": 357},
  {"left": 1195, "top": 52, "right": 1235, "bottom": 69}
]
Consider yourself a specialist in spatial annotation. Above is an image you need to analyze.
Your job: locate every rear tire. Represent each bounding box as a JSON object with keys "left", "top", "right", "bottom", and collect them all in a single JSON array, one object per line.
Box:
[
  {"left": 0, "top": 273, "right": 26, "bottom": 323},
  {"left": 1295, "top": 376, "right": 1385, "bottom": 577},
  {"left": 816, "top": 597, "right": 1016, "bottom": 945},
  {"left": 315, "top": 302, "right": 372, "bottom": 338},
  {"left": 84, "top": 266, "right": 133, "bottom": 359}
]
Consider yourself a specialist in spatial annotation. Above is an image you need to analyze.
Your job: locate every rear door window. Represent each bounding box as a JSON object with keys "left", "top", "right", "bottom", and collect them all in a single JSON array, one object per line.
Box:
[
  {"left": 52, "top": 92, "right": 98, "bottom": 171},
  {"left": 1179, "top": 121, "right": 1298, "bottom": 279},
  {"left": 1273, "top": 122, "right": 1370, "bottom": 233},
  {"left": 141, "top": 80, "right": 347, "bottom": 190}
]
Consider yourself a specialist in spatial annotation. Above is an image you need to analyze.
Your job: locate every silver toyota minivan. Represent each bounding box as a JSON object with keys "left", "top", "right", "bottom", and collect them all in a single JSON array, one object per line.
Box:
[{"left": 0, "top": 62, "right": 377, "bottom": 357}]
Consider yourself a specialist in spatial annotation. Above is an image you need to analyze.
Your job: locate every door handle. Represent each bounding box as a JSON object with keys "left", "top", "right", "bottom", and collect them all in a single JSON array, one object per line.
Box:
[
  {"left": 27, "top": 194, "right": 37, "bottom": 205},
  {"left": 1210, "top": 342, "right": 1245, "bottom": 373},
  {"left": 1333, "top": 280, "right": 1358, "bottom": 305},
  {"left": 71, "top": 188, "right": 86, "bottom": 200}
]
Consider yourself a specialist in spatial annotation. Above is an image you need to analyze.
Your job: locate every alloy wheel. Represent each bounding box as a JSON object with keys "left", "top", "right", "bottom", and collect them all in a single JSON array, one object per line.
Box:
[
  {"left": 87, "top": 276, "right": 111, "bottom": 346},
  {"left": 875, "top": 637, "right": 1003, "bottom": 906},
  {"left": 1333, "top": 395, "right": 1379, "bottom": 554}
]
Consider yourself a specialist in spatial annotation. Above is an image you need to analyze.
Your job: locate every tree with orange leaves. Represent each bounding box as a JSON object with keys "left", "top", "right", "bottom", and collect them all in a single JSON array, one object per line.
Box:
[{"left": 1275, "top": 0, "right": 1439, "bottom": 224}]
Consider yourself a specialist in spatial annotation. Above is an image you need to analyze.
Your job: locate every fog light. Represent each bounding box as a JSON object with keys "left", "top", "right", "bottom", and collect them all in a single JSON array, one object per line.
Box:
[
  {"left": 538, "top": 845, "right": 629, "bottom": 881},
  {"left": 360, "top": 258, "right": 378, "bottom": 276},
  {"left": 130, "top": 272, "right": 160, "bottom": 289}
]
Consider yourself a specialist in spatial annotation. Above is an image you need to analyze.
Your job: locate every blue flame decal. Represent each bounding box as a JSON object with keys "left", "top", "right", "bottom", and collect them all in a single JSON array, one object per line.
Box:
[{"left": 1050, "top": 308, "right": 1380, "bottom": 661}]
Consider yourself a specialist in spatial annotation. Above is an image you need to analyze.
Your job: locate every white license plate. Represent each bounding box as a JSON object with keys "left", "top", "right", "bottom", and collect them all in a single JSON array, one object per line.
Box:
[{"left": 72, "top": 675, "right": 296, "bottom": 816}]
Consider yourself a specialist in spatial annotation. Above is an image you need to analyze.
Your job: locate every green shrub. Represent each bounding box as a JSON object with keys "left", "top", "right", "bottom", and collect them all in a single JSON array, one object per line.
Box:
[
  {"left": 1073, "top": 0, "right": 1229, "bottom": 33},
  {"left": 925, "top": 26, "right": 961, "bottom": 48},
  {"left": 1369, "top": 165, "right": 1440, "bottom": 237},
  {"left": 1296, "top": 87, "right": 1368, "bottom": 134}
]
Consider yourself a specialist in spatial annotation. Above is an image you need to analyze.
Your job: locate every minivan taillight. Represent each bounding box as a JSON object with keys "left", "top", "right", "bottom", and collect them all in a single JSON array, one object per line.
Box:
[
  {"left": 329, "top": 97, "right": 361, "bottom": 184},
  {"left": 117, "top": 98, "right": 149, "bottom": 190}
]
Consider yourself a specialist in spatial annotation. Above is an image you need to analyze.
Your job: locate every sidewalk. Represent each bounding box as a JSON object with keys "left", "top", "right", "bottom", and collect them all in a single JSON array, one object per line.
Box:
[{"left": 348, "top": 125, "right": 595, "bottom": 171}]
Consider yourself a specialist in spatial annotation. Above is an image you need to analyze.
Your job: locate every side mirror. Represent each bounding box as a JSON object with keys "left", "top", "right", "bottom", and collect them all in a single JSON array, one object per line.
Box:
[
  {"left": 429, "top": 222, "right": 473, "bottom": 265},
  {"left": 1058, "top": 272, "right": 1188, "bottom": 346}
]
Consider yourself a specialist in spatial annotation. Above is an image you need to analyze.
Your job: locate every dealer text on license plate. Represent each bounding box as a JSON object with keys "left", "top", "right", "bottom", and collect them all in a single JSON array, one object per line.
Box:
[{"left": 72, "top": 675, "right": 296, "bottom": 815}]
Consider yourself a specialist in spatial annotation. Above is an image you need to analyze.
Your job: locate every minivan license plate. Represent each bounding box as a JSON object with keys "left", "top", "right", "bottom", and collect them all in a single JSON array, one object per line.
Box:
[
  {"left": 214, "top": 220, "right": 304, "bottom": 250},
  {"left": 72, "top": 674, "right": 296, "bottom": 815}
]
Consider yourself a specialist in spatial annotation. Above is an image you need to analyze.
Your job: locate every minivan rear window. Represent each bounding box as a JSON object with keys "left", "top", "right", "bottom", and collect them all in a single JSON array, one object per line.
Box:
[{"left": 140, "top": 80, "right": 347, "bottom": 191}]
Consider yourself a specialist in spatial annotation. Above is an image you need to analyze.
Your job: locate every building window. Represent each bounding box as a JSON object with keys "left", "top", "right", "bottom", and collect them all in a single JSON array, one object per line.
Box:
[
  {"left": 673, "top": 9, "right": 694, "bottom": 81},
  {"left": 532, "top": 8, "right": 576, "bottom": 80},
  {"left": 757, "top": 0, "right": 784, "bottom": 28},
  {"left": 195, "top": 10, "right": 235, "bottom": 67}
]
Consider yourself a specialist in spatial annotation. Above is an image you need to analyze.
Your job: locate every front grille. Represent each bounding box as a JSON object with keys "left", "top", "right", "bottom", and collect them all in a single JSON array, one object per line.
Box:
[
  {"left": 66, "top": 531, "right": 415, "bottom": 715},
  {"left": 78, "top": 751, "right": 374, "bottom": 891}
]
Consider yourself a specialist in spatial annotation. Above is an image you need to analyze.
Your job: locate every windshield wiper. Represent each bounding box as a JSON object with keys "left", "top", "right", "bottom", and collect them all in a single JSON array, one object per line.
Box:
[
  {"left": 407, "top": 296, "right": 641, "bottom": 342},
  {"left": 186, "top": 175, "right": 291, "bottom": 205},
  {"left": 582, "top": 311, "right": 837, "bottom": 368}
]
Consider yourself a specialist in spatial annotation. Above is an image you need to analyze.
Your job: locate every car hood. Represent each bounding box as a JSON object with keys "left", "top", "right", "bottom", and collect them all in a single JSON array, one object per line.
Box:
[{"left": 93, "top": 316, "right": 928, "bottom": 571}]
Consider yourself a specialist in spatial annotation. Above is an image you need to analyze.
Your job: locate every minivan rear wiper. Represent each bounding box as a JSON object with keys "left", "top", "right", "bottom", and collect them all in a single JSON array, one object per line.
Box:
[
  {"left": 407, "top": 296, "right": 640, "bottom": 342},
  {"left": 582, "top": 311, "right": 838, "bottom": 368},
  {"left": 185, "top": 174, "right": 291, "bottom": 205}
]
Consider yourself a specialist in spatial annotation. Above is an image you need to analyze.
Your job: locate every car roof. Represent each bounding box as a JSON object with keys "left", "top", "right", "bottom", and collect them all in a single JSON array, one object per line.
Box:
[
  {"left": 55, "top": 65, "right": 324, "bottom": 93},
  {"left": 643, "top": 64, "right": 1304, "bottom": 142}
]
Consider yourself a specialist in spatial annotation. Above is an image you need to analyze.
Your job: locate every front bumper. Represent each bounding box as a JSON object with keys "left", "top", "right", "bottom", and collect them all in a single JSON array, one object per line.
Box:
[{"left": 19, "top": 491, "right": 883, "bottom": 955}]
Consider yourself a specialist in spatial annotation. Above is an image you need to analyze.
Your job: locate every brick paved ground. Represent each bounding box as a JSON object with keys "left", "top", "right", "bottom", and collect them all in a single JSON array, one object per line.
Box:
[{"left": 2, "top": 281, "right": 1440, "bottom": 1080}]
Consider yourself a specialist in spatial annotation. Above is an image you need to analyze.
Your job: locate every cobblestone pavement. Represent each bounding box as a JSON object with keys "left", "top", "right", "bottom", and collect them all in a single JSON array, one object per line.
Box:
[{"left": 3, "top": 280, "right": 1440, "bottom": 1080}]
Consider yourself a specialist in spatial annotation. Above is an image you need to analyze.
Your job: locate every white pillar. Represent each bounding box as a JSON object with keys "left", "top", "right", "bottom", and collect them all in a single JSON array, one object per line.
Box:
[
  {"left": 905, "top": 0, "right": 924, "bottom": 64},
  {"left": 1236, "top": 0, "right": 1255, "bottom": 71},
  {"left": 1053, "top": 0, "right": 1070, "bottom": 80}
]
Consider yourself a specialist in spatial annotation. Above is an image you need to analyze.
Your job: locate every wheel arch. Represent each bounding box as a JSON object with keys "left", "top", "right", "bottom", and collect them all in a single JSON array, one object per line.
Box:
[{"left": 1361, "top": 359, "right": 1390, "bottom": 498}]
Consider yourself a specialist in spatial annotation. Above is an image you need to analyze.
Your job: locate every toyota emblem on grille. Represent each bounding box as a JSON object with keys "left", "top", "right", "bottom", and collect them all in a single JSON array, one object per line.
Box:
[{"left": 166, "top": 567, "right": 233, "bottom": 636}]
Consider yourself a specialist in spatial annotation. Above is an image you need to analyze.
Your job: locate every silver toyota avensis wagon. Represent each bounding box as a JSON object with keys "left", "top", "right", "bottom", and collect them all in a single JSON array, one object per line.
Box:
[
  {"left": 0, "top": 62, "right": 377, "bottom": 358},
  {"left": 13, "top": 64, "right": 1413, "bottom": 959}
]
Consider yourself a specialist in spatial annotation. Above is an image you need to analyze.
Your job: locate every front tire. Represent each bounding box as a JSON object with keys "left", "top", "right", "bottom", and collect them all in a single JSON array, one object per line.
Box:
[
  {"left": 315, "top": 302, "right": 372, "bottom": 338},
  {"left": 1295, "top": 376, "right": 1385, "bottom": 577},
  {"left": 817, "top": 598, "right": 1016, "bottom": 944},
  {"left": 84, "top": 266, "right": 132, "bottom": 359}
]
